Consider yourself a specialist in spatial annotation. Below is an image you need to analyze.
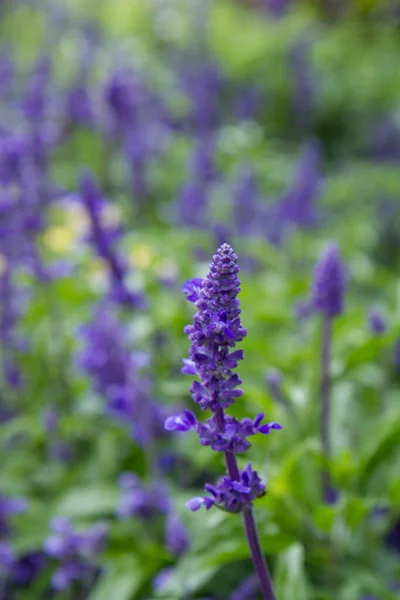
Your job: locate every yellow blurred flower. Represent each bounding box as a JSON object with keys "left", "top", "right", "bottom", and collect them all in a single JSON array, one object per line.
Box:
[
  {"left": 62, "top": 205, "right": 90, "bottom": 237},
  {"left": 43, "top": 227, "right": 74, "bottom": 253},
  {"left": 129, "top": 244, "right": 155, "bottom": 270}
]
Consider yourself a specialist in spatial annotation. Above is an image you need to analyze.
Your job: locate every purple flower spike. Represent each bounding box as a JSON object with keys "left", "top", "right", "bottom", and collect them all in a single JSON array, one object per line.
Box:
[
  {"left": 312, "top": 243, "right": 346, "bottom": 318},
  {"left": 182, "top": 277, "right": 203, "bottom": 302},
  {"left": 79, "top": 171, "right": 145, "bottom": 309},
  {"left": 169, "top": 244, "right": 279, "bottom": 599},
  {"left": 167, "top": 244, "right": 281, "bottom": 470}
]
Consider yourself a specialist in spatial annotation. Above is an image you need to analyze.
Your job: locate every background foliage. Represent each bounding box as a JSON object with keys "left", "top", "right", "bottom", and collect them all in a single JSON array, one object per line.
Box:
[{"left": 1, "top": 0, "right": 400, "bottom": 598}]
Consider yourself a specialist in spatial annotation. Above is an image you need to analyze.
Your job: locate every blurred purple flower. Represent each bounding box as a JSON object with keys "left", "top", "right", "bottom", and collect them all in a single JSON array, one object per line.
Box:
[
  {"left": 260, "top": 0, "right": 292, "bottom": 17},
  {"left": 153, "top": 567, "right": 174, "bottom": 591},
  {"left": 232, "top": 166, "right": 260, "bottom": 237},
  {"left": 41, "top": 406, "right": 59, "bottom": 433},
  {"left": 20, "top": 57, "right": 52, "bottom": 121},
  {"left": 233, "top": 85, "right": 262, "bottom": 121},
  {"left": 165, "top": 512, "right": 190, "bottom": 556},
  {"left": 368, "top": 116, "right": 400, "bottom": 162},
  {"left": 368, "top": 308, "right": 387, "bottom": 335},
  {"left": 12, "top": 552, "right": 45, "bottom": 585},
  {"left": 79, "top": 306, "right": 165, "bottom": 446},
  {"left": 0, "top": 493, "right": 27, "bottom": 537},
  {"left": 79, "top": 172, "right": 145, "bottom": 308},
  {"left": 104, "top": 69, "right": 137, "bottom": 130},
  {"left": 181, "top": 61, "right": 222, "bottom": 132},
  {"left": 311, "top": 243, "right": 346, "bottom": 318},
  {"left": 277, "top": 139, "right": 322, "bottom": 229},
  {"left": 117, "top": 473, "right": 168, "bottom": 519},
  {"left": 43, "top": 517, "right": 107, "bottom": 591},
  {"left": 0, "top": 541, "right": 15, "bottom": 576},
  {"left": 289, "top": 41, "right": 316, "bottom": 128},
  {"left": 229, "top": 574, "right": 259, "bottom": 600},
  {"left": 386, "top": 519, "right": 400, "bottom": 554},
  {"left": 294, "top": 298, "right": 313, "bottom": 321},
  {"left": 176, "top": 135, "right": 216, "bottom": 228},
  {"left": 0, "top": 56, "right": 13, "bottom": 94},
  {"left": 65, "top": 84, "right": 94, "bottom": 125}
]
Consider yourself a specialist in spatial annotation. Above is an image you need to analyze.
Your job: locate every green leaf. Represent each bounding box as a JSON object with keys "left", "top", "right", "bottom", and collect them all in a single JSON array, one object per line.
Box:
[
  {"left": 357, "top": 418, "right": 400, "bottom": 491},
  {"left": 275, "top": 544, "right": 310, "bottom": 600},
  {"left": 88, "top": 559, "right": 146, "bottom": 600},
  {"left": 341, "top": 496, "right": 369, "bottom": 530},
  {"left": 154, "top": 555, "right": 218, "bottom": 598},
  {"left": 56, "top": 486, "right": 118, "bottom": 518},
  {"left": 312, "top": 505, "right": 337, "bottom": 534}
]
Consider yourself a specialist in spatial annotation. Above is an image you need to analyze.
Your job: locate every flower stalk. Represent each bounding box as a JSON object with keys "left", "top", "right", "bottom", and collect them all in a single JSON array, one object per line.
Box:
[{"left": 320, "top": 316, "right": 332, "bottom": 503}]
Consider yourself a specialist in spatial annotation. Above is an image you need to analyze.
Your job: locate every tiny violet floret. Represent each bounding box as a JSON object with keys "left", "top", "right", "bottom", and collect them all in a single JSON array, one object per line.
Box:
[
  {"left": 186, "top": 465, "right": 266, "bottom": 514},
  {"left": 182, "top": 278, "right": 203, "bottom": 303},
  {"left": 166, "top": 410, "right": 281, "bottom": 453}
]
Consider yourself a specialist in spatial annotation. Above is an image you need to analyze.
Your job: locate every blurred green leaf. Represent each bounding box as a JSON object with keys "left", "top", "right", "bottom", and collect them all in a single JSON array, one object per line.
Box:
[
  {"left": 275, "top": 544, "right": 311, "bottom": 600},
  {"left": 56, "top": 486, "right": 118, "bottom": 518}
]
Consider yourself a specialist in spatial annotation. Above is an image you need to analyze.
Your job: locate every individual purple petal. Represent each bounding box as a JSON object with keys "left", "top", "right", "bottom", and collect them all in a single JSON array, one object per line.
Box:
[
  {"left": 253, "top": 413, "right": 264, "bottom": 428},
  {"left": 164, "top": 410, "right": 197, "bottom": 432},
  {"left": 182, "top": 278, "right": 203, "bottom": 302},
  {"left": 258, "top": 422, "right": 283, "bottom": 434},
  {"left": 185, "top": 497, "right": 203, "bottom": 512},
  {"left": 232, "top": 481, "right": 251, "bottom": 493},
  {"left": 181, "top": 358, "right": 197, "bottom": 375}
]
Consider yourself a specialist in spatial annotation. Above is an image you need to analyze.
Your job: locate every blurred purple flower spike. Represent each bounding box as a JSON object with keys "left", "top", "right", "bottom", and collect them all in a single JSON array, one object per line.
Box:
[{"left": 312, "top": 243, "right": 346, "bottom": 318}]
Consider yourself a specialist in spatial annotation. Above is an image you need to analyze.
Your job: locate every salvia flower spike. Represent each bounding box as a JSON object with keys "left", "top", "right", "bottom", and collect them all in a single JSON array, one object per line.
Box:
[
  {"left": 311, "top": 242, "right": 346, "bottom": 502},
  {"left": 166, "top": 243, "right": 280, "bottom": 600}
]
